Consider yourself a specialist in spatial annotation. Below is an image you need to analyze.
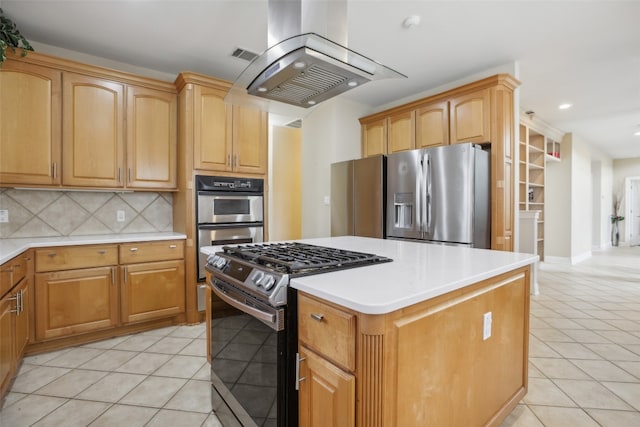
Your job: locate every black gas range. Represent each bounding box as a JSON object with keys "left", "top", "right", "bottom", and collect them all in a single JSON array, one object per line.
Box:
[{"left": 205, "top": 242, "right": 391, "bottom": 427}]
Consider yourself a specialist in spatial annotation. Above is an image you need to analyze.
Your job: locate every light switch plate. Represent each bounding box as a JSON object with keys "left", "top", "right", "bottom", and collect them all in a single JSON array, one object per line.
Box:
[
  {"left": 0, "top": 210, "right": 8, "bottom": 223},
  {"left": 483, "top": 312, "right": 492, "bottom": 340},
  {"left": 323, "top": 196, "right": 330, "bottom": 205}
]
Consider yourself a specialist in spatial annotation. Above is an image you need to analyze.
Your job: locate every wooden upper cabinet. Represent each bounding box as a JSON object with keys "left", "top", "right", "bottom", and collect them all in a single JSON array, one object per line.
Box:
[
  {"left": 62, "top": 72, "right": 125, "bottom": 187},
  {"left": 0, "top": 61, "right": 61, "bottom": 186},
  {"left": 193, "top": 85, "right": 232, "bottom": 171},
  {"left": 416, "top": 100, "right": 449, "bottom": 148},
  {"left": 361, "top": 118, "right": 387, "bottom": 157},
  {"left": 387, "top": 111, "right": 415, "bottom": 154},
  {"left": 449, "top": 88, "right": 491, "bottom": 144},
  {"left": 232, "top": 105, "right": 268, "bottom": 175},
  {"left": 126, "top": 86, "right": 177, "bottom": 189}
]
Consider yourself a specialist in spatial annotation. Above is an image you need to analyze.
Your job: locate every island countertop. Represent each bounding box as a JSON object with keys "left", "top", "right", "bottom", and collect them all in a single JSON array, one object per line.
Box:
[{"left": 201, "top": 236, "right": 537, "bottom": 315}]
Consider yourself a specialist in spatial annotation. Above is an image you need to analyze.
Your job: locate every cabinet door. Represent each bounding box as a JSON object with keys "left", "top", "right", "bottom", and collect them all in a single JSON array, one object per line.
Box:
[
  {"left": 232, "top": 106, "right": 268, "bottom": 174},
  {"left": 449, "top": 89, "right": 491, "bottom": 144},
  {"left": 62, "top": 72, "right": 125, "bottom": 187},
  {"left": 361, "top": 119, "right": 387, "bottom": 157},
  {"left": 387, "top": 111, "right": 415, "bottom": 154},
  {"left": 193, "top": 85, "right": 232, "bottom": 171},
  {"left": 126, "top": 86, "right": 177, "bottom": 189},
  {"left": 416, "top": 101, "right": 449, "bottom": 148},
  {"left": 298, "top": 346, "right": 355, "bottom": 427},
  {"left": 0, "top": 60, "right": 61, "bottom": 185},
  {"left": 121, "top": 260, "right": 185, "bottom": 324},
  {"left": 35, "top": 267, "right": 119, "bottom": 340},
  {"left": 13, "top": 278, "right": 29, "bottom": 359},
  {"left": 0, "top": 293, "right": 15, "bottom": 398}
]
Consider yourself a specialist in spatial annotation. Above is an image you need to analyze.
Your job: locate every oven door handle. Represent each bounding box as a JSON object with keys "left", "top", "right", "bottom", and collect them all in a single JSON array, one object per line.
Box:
[{"left": 210, "top": 283, "right": 276, "bottom": 326}]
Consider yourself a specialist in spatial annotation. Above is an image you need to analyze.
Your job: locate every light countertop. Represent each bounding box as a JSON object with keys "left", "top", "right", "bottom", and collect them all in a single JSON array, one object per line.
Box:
[
  {"left": 0, "top": 232, "right": 187, "bottom": 264},
  {"left": 201, "top": 236, "right": 538, "bottom": 315}
]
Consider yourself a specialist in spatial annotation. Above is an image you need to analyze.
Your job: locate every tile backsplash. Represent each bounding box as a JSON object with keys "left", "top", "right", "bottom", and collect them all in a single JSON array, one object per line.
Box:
[{"left": 0, "top": 189, "right": 173, "bottom": 238}]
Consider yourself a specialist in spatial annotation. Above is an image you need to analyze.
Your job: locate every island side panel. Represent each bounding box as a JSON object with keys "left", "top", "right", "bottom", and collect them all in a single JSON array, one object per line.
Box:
[{"left": 374, "top": 266, "right": 530, "bottom": 427}]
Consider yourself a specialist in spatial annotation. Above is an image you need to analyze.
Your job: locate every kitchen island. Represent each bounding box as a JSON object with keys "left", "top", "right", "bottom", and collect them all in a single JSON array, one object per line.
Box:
[{"left": 204, "top": 236, "right": 537, "bottom": 426}]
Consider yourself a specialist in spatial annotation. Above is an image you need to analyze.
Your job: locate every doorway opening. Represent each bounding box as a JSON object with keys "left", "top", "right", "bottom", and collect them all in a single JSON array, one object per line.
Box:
[{"left": 625, "top": 177, "right": 640, "bottom": 246}]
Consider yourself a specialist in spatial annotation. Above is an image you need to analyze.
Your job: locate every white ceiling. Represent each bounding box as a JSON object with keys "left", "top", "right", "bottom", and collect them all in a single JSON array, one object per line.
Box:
[{"left": 3, "top": 0, "right": 640, "bottom": 159}]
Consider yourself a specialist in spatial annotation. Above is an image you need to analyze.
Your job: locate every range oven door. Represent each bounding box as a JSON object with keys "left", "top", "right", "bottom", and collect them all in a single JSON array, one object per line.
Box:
[
  {"left": 197, "top": 225, "right": 264, "bottom": 281},
  {"left": 208, "top": 276, "right": 297, "bottom": 427}
]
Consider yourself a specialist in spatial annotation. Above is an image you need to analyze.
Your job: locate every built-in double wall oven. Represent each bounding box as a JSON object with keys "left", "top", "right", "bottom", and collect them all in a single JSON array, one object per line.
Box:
[{"left": 195, "top": 175, "right": 264, "bottom": 309}]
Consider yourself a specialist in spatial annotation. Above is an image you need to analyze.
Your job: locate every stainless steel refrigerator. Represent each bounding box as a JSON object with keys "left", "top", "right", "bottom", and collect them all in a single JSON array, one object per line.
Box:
[
  {"left": 386, "top": 143, "right": 490, "bottom": 248},
  {"left": 331, "top": 155, "right": 385, "bottom": 238}
]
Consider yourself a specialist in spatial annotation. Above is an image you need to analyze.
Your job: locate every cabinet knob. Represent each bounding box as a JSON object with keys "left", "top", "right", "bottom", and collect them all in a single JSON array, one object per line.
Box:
[{"left": 310, "top": 313, "right": 324, "bottom": 322}]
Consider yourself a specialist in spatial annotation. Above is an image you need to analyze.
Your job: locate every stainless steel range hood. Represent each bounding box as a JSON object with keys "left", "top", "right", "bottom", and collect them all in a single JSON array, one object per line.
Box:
[{"left": 225, "top": 0, "right": 406, "bottom": 112}]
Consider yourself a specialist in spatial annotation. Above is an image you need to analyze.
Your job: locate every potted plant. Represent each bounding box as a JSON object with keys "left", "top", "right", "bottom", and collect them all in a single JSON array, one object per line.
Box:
[
  {"left": 611, "top": 192, "right": 625, "bottom": 247},
  {"left": 0, "top": 7, "right": 34, "bottom": 67}
]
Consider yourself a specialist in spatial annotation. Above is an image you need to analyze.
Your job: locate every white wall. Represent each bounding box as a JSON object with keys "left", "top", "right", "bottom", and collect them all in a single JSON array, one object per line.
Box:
[
  {"left": 545, "top": 133, "right": 613, "bottom": 263},
  {"left": 546, "top": 136, "right": 572, "bottom": 260},
  {"left": 301, "top": 97, "right": 370, "bottom": 238},
  {"left": 29, "top": 41, "right": 175, "bottom": 81}
]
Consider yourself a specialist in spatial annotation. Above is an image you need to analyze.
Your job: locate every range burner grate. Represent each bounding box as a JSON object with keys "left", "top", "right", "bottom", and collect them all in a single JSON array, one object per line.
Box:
[{"left": 222, "top": 242, "right": 392, "bottom": 276}]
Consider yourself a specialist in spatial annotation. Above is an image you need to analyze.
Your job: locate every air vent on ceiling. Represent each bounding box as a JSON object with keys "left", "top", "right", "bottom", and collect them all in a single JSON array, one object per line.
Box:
[
  {"left": 232, "top": 48, "right": 259, "bottom": 62},
  {"left": 285, "top": 119, "right": 302, "bottom": 128}
]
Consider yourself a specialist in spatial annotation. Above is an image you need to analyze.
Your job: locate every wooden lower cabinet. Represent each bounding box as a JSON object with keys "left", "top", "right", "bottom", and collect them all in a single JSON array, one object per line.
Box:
[
  {"left": 35, "top": 267, "right": 119, "bottom": 341},
  {"left": 121, "top": 260, "right": 185, "bottom": 324},
  {"left": 299, "top": 266, "right": 530, "bottom": 427},
  {"left": 1, "top": 251, "right": 32, "bottom": 399},
  {"left": 0, "top": 291, "right": 14, "bottom": 398},
  {"left": 298, "top": 346, "right": 355, "bottom": 427}
]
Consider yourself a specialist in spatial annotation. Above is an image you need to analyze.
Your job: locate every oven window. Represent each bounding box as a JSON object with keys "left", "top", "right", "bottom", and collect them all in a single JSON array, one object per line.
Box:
[
  {"left": 211, "top": 313, "right": 278, "bottom": 425},
  {"left": 215, "top": 199, "right": 251, "bottom": 215}
]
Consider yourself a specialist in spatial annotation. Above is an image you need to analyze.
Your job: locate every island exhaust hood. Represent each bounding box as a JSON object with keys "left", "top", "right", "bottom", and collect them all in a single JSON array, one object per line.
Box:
[{"left": 225, "top": 0, "right": 406, "bottom": 111}]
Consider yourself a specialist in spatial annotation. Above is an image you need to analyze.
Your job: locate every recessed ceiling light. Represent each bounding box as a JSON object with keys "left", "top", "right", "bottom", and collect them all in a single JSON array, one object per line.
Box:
[
  {"left": 634, "top": 131, "right": 640, "bottom": 136},
  {"left": 558, "top": 103, "right": 573, "bottom": 110},
  {"left": 257, "top": 87, "right": 267, "bottom": 93},
  {"left": 347, "top": 81, "right": 358, "bottom": 87},
  {"left": 293, "top": 61, "right": 306, "bottom": 69},
  {"left": 307, "top": 100, "right": 316, "bottom": 105}
]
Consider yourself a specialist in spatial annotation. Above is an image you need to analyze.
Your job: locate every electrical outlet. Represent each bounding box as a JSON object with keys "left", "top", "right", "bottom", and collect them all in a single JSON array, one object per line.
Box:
[
  {"left": 323, "top": 196, "right": 330, "bottom": 206},
  {"left": 483, "top": 312, "right": 492, "bottom": 341},
  {"left": 0, "top": 210, "right": 8, "bottom": 223},
  {"left": 117, "top": 210, "right": 125, "bottom": 222}
]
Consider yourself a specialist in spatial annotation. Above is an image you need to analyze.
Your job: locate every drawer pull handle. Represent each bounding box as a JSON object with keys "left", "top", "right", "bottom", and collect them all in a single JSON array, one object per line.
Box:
[
  {"left": 48, "top": 253, "right": 57, "bottom": 258},
  {"left": 310, "top": 313, "right": 324, "bottom": 322},
  {"left": 129, "top": 248, "right": 138, "bottom": 252},
  {"left": 97, "top": 250, "right": 106, "bottom": 255},
  {"left": 169, "top": 244, "right": 177, "bottom": 249},
  {"left": 14, "top": 264, "right": 21, "bottom": 268}
]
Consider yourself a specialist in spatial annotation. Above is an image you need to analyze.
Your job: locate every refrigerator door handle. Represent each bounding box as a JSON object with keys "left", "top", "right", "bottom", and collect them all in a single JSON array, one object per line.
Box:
[
  {"left": 416, "top": 155, "right": 423, "bottom": 231},
  {"left": 426, "top": 153, "right": 432, "bottom": 235}
]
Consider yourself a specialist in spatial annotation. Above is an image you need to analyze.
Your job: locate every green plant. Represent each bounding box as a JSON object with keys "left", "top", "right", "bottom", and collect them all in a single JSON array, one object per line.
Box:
[{"left": 0, "top": 7, "right": 34, "bottom": 66}]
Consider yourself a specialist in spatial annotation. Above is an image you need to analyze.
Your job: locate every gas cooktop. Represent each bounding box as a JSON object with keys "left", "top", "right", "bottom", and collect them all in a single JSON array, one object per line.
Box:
[{"left": 221, "top": 242, "right": 392, "bottom": 276}]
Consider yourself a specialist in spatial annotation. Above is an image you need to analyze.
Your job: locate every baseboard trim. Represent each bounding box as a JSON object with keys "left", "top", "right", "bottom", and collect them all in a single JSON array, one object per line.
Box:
[
  {"left": 572, "top": 251, "right": 592, "bottom": 264},
  {"left": 542, "top": 256, "right": 571, "bottom": 265}
]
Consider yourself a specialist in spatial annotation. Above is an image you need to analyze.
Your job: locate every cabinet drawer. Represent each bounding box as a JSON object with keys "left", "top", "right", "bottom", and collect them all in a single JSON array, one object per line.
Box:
[
  {"left": 119, "top": 240, "right": 184, "bottom": 264},
  {"left": 35, "top": 245, "right": 118, "bottom": 272},
  {"left": 0, "top": 255, "right": 27, "bottom": 296},
  {"left": 298, "top": 293, "right": 356, "bottom": 372}
]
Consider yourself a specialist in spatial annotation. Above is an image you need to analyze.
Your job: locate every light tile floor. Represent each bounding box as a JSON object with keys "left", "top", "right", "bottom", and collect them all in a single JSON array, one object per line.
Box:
[
  {"left": 501, "top": 245, "right": 640, "bottom": 427},
  {"left": 1, "top": 246, "right": 639, "bottom": 426},
  {"left": 0, "top": 322, "right": 223, "bottom": 427}
]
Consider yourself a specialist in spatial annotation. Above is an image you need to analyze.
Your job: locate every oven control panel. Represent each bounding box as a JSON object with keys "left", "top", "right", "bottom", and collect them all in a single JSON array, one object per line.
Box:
[{"left": 206, "top": 254, "right": 288, "bottom": 306}]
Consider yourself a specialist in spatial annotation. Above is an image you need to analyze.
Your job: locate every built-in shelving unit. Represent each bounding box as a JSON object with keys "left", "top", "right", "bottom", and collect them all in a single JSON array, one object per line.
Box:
[
  {"left": 519, "top": 124, "right": 549, "bottom": 260},
  {"left": 519, "top": 112, "right": 564, "bottom": 262}
]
